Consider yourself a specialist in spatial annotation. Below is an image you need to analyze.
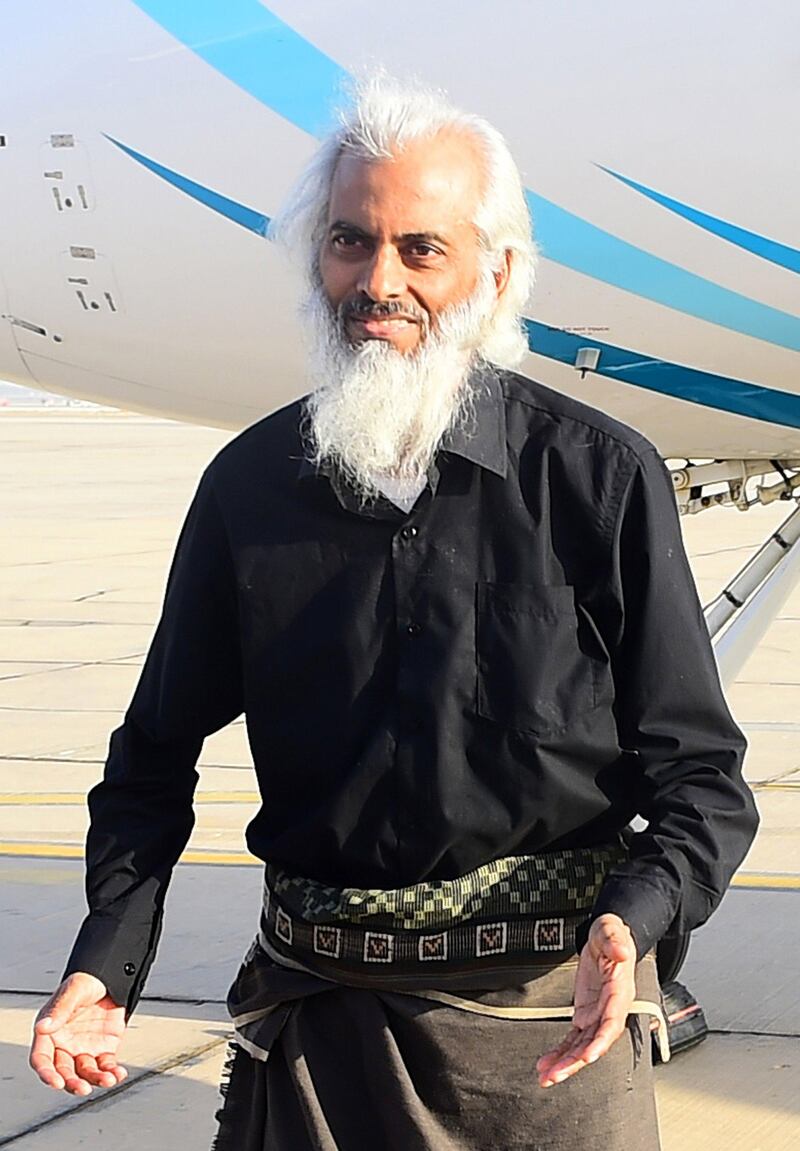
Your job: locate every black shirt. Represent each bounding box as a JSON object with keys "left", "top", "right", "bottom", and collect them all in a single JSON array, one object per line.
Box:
[{"left": 65, "top": 368, "right": 757, "bottom": 1012}]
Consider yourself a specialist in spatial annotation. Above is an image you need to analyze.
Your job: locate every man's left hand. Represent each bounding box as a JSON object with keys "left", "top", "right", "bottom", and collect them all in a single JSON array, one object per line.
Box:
[{"left": 536, "top": 913, "right": 636, "bottom": 1088}]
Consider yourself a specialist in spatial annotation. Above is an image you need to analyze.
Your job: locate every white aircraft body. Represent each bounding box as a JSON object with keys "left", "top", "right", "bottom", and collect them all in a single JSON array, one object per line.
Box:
[{"left": 1, "top": 0, "right": 799, "bottom": 669}]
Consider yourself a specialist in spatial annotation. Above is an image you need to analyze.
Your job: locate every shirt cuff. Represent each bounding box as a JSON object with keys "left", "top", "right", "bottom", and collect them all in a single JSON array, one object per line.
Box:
[
  {"left": 575, "top": 874, "right": 677, "bottom": 960},
  {"left": 62, "top": 913, "right": 155, "bottom": 1015}
]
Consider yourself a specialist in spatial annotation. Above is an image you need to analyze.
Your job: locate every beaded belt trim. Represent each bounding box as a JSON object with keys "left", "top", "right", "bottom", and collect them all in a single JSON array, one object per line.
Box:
[{"left": 261, "top": 845, "right": 625, "bottom": 980}]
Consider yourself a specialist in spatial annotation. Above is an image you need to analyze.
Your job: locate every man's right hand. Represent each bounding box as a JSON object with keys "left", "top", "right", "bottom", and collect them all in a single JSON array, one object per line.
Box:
[{"left": 30, "top": 972, "right": 129, "bottom": 1096}]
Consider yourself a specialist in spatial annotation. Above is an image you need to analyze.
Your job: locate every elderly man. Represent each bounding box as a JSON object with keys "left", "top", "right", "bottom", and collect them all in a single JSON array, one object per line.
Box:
[{"left": 30, "top": 76, "right": 757, "bottom": 1150}]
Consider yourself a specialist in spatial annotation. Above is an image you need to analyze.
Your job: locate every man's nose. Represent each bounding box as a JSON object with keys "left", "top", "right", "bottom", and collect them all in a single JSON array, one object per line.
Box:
[{"left": 357, "top": 244, "right": 406, "bottom": 300}]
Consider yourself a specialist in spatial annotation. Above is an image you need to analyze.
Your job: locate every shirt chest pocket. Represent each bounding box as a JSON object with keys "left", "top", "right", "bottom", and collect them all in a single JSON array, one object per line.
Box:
[{"left": 476, "top": 582, "right": 598, "bottom": 736}]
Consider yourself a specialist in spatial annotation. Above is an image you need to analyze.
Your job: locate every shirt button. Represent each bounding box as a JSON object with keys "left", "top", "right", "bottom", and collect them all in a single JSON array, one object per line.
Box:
[
  {"left": 400, "top": 526, "right": 418, "bottom": 541},
  {"left": 123, "top": 962, "right": 137, "bottom": 977},
  {"left": 406, "top": 622, "right": 422, "bottom": 637}
]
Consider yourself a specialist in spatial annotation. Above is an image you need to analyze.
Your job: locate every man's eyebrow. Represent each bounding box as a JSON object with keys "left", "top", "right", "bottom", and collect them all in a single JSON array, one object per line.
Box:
[
  {"left": 400, "top": 231, "right": 450, "bottom": 248},
  {"left": 329, "top": 220, "right": 372, "bottom": 239},
  {"left": 328, "top": 221, "right": 450, "bottom": 248}
]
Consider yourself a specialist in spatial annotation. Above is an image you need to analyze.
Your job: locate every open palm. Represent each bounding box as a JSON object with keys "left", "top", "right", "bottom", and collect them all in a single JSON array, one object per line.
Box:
[
  {"left": 536, "top": 914, "right": 636, "bottom": 1088},
  {"left": 31, "top": 973, "right": 129, "bottom": 1096}
]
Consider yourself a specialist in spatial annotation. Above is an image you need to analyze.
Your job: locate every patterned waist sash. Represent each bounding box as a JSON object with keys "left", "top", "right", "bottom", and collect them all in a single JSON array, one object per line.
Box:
[
  {"left": 240, "top": 844, "right": 669, "bottom": 1063},
  {"left": 260, "top": 845, "right": 626, "bottom": 985}
]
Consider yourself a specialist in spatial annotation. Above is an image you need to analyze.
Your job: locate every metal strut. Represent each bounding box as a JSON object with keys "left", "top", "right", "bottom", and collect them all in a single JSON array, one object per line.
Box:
[{"left": 705, "top": 502, "right": 800, "bottom": 686}]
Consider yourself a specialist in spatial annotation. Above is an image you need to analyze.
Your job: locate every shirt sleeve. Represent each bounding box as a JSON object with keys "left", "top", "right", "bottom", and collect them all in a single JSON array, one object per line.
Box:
[
  {"left": 589, "top": 447, "right": 759, "bottom": 958},
  {"left": 62, "top": 469, "right": 243, "bottom": 1013}
]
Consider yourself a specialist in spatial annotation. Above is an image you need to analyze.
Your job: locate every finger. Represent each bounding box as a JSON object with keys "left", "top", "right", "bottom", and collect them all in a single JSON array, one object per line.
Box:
[
  {"left": 538, "top": 1028, "right": 602, "bottom": 1085},
  {"left": 97, "top": 1053, "right": 128, "bottom": 1084},
  {"left": 540, "top": 1014, "right": 630, "bottom": 1086},
  {"left": 32, "top": 1064, "right": 67, "bottom": 1090},
  {"left": 36, "top": 1003, "right": 74, "bottom": 1033},
  {"left": 34, "top": 997, "right": 61, "bottom": 1033},
  {"left": 53, "top": 1049, "right": 75, "bottom": 1081},
  {"left": 36, "top": 1003, "right": 84, "bottom": 1034},
  {"left": 538, "top": 1051, "right": 591, "bottom": 1087},
  {"left": 573, "top": 987, "right": 626, "bottom": 1031},
  {"left": 537, "top": 1022, "right": 608, "bottom": 1086},
  {"left": 546, "top": 1037, "right": 602, "bottom": 1079},
  {"left": 29, "top": 1036, "right": 65, "bottom": 1091},
  {"left": 74, "top": 1053, "right": 117, "bottom": 1089},
  {"left": 536, "top": 1028, "right": 584, "bottom": 1078},
  {"left": 53, "top": 1050, "right": 91, "bottom": 1097},
  {"left": 575, "top": 984, "right": 631, "bottom": 1038},
  {"left": 576, "top": 1015, "right": 627, "bottom": 1066},
  {"left": 63, "top": 1076, "right": 93, "bottom": 1097},
  {"left": 589, "top": 922, "right": 636, "bottom": 964},
  {"left": 35, "top": 976, "right": 103, "bottom": 1033}
]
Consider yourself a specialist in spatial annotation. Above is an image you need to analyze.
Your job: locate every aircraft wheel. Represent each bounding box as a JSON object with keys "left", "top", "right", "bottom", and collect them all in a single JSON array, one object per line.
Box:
[{"left": 652, "top": 933, "right": 710, "bottom": 1062}]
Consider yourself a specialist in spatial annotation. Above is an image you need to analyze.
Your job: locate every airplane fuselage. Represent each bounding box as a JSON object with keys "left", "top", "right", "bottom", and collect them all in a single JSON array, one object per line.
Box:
[{"left": 0, "top": 1, "right": 798, "bottom": 458}]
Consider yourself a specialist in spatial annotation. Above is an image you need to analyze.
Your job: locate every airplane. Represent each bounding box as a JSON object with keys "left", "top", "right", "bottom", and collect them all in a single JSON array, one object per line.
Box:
[{"left": 1, "top": 0, "right": 798, "bottom": 1018}]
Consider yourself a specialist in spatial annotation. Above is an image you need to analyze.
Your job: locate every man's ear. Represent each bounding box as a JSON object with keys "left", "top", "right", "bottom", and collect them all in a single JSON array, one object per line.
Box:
[{"left": 493, "top": 250, "right": 512, "bottom": 300}]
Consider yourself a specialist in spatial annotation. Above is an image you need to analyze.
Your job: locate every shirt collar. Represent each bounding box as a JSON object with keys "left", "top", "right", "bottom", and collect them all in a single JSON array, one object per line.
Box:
[
  {"left": 439, "top": 365, "right": 507, "bottom": 479},
  {"left": 298, "top": 363, "right": 508, "bottom": 482}
]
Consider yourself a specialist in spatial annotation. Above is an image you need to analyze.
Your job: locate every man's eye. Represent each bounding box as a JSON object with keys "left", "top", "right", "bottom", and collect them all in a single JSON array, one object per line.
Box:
[
  {"left": 408, "top": 243, "right": 440, "bottom": 258},
  {"left": 332, "top": 234, "right": 363, "bottom": 250}
]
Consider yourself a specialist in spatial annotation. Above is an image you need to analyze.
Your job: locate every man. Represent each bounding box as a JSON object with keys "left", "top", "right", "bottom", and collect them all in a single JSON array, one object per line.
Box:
[{"left": 30, "top": 75, "right": 757, "bottom": 1149}]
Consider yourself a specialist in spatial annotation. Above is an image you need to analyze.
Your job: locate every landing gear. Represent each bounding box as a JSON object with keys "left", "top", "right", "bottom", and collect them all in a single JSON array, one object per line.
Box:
[
  {"left": 653, "top": 933, "right": 709, "bottom": 1061},
  {"left": 669, "top": 461, "right": 800, "bottom": 689}
]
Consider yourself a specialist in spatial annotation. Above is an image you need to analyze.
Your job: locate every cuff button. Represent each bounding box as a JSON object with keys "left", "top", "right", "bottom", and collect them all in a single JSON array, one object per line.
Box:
[{"left": 123, "top": 962, "right": 136, "bottom": 977}]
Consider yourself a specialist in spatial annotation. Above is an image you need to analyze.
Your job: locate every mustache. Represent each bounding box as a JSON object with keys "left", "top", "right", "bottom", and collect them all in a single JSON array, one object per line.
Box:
[{"left": 338, "top": 296, "right": 427, "bottom": 325}]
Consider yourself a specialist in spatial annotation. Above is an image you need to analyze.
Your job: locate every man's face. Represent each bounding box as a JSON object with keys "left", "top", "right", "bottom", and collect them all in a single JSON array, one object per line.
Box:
[{"left": 318, "top": 132, "right": 490, "bottom": 355}]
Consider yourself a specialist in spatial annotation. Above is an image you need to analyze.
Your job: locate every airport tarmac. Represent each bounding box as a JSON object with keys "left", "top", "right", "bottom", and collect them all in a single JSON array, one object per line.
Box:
[{"left": 1, "top": 410, "right": 798, "bottom": 1149}]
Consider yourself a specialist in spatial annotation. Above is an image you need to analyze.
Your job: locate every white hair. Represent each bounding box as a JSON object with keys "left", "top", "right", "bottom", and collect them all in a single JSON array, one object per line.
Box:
[{"left": 269, "top": 72, "right": 536, "bottom": 368}]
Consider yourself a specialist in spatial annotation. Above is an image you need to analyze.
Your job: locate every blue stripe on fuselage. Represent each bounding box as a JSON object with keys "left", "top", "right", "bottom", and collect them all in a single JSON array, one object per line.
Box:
[
  {"left": 599, "top": 167, "right": 800, "bottom": 276},
  {"left": 526, "top": 320, "right": 800, "bottom": 429},
  {"left": 131, "top": 0, "right": 347, "bottom": 137},
  {"left": 105, "top": 134, "right": 270, "bottom": 235}
]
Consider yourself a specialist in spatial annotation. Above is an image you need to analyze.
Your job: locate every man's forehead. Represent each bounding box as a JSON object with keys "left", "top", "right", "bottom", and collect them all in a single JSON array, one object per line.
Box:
[{"left": 326, "top": 135, "right": 484, "bottom": 232}]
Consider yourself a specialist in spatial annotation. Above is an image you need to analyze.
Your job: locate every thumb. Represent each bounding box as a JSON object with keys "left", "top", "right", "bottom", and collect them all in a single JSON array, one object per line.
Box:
[
  {"left": 36, "top": 973, "right": 107, "bottom": 1031},
  {"left": 589, "top": 915, "right": 635, "bottom": 961}
]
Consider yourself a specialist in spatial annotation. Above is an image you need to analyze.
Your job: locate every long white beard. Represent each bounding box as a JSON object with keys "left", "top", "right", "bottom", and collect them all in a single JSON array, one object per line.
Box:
[{"left": 303, "top": 273, "right": 497, "bottom": 499}]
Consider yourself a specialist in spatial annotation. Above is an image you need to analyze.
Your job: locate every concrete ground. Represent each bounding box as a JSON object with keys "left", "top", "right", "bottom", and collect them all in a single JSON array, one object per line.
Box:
[{"left": 0, "top": 411, "right": 798, "bottom": 1148}]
